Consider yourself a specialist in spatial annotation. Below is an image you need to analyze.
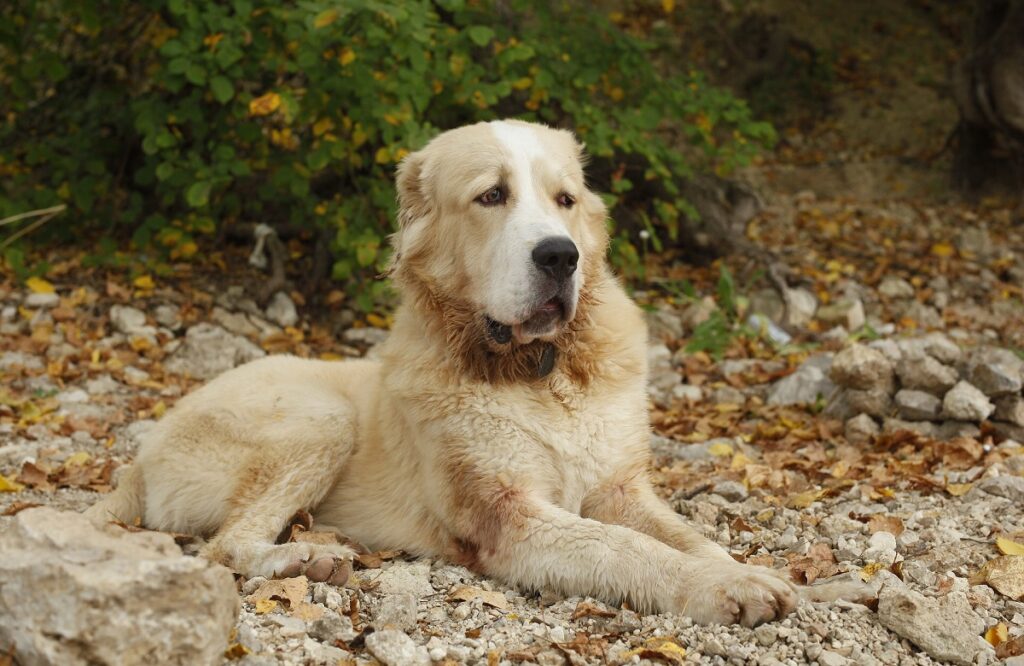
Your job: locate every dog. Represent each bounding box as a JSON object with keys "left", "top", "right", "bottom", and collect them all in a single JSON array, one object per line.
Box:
[{"left": 86, "top": 120, "right": 797, "bottom": 626}]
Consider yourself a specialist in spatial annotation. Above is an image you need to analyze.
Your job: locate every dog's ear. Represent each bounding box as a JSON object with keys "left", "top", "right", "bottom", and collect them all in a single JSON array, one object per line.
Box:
[
  {"left": 388, "top": 150, "right": 431, "bottom": 277},
  {"left": 395, "top": 150, "right": 430, "bottom": 230}
]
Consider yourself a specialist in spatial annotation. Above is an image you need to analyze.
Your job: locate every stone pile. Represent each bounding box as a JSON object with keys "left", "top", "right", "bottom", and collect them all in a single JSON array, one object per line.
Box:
[{"left": 824, "top": 335, "right": 1024, "bottom": 443}]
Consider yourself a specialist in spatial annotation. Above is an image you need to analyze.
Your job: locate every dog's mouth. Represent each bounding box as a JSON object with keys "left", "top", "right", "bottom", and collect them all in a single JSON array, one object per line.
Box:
[{"left": 487, "top": 297, "right": 568, "bottom": 345}]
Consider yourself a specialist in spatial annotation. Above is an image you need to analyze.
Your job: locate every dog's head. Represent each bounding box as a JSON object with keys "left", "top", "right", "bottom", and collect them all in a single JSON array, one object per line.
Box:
[{"left": 390, "top": 120, "right": 609, "bottom": 357}]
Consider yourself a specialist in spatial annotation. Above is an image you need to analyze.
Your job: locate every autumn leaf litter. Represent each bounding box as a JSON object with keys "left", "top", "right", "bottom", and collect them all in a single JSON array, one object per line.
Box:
[{"left": 2, "top": 192, "right": 1024, "bottom": 665}]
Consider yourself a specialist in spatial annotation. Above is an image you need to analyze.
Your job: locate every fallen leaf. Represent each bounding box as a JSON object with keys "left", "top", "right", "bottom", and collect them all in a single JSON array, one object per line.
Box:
[
  {"left": 570, "top": 601, "right": 617, "bottom": 621},
  {"left": 291, "top": 601, "right": 325, "bottom": 621},
  {"left": 985, "top": 622, "right": 1008, "bottom": 647},
  {"left": 224, "top": 642, "right": 251, "bottom": 660},
  {"left": 860, "top": 562, "right": 885, "bottom": 581},
  {"left": 996, "top": 536, "right": 1024, "bottom": 556},
  {"left": 786, "top": 488, "right": 826, "bottom": 509},
  {"left": 624, "top": 637, "right": 687, "bottom": 664},
  {"left": 2, "top": 501, "right": 41, "bottom": 515},
  {"left": 997, "top": 634, "right": 1024, "bottom": 658},
  {"left": 249, "top": 91, "right": 281, "bottom": 117},
  {"left": 946, "top": 482, "right": 973, "bottom": 496},
  {"left": 0, "top": 473, "right": 25, "bottom": 493},
  {"left": 972, "top": 556, "right": 1024, "bottom": 600},
  {"left": 930, "top": 241, "right": 955, "bottom": 258},
  {"left": 254, "top": 598, "right": 277, "bottom": 614},
  {"left": 25, "top": 276, "right": 55, "bottom": 294},
  {"left": 247, "top": 576, "right": 309, "bottom": 610},
  {"left": 867, "top": 514, "right": 905, "bottom": 537},
  {"left": 707, "top": 441, "right": 733, "bottom": 456},
  {"left": 449, "top": 584, "right": 509, "bottom": 610}
]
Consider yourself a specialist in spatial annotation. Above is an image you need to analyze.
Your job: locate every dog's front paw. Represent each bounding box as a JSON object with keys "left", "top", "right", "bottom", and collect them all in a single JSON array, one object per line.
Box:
[
  {"left": 205, "top": 541, "right": 354, "bottom": 586},
  {"left": 678, "top": 561, "right": 797, "bottom": 627}
]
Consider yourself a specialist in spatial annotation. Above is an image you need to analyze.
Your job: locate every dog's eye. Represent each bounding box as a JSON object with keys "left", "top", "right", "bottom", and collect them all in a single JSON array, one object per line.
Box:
[
  {"left": 476, "top": 186, "right": 505, "bottom": 206},
  {"left": 556, "top": 192, "right": 576, "bottom": 208}
]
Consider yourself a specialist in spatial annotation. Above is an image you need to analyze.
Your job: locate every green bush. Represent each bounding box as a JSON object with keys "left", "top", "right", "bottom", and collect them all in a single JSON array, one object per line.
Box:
[{"left": 0, "top": 0, "right": 774, "bottom": 307}]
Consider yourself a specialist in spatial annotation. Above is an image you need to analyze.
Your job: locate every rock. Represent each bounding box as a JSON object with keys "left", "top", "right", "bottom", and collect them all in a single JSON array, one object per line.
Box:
[
  {"left": 894, "top": 389, "right": 942, "bottom": 421},
  {"left": 680, "top": 296, "right": 717, "bottom": 332},
  {"left": 817, "top": 298, "right": 865, "bottom": 332},
  {"left": 918, "top": 333, "right": 962, "bottom": 365},
  {"left": 783, "top": 287, "right": 817, "bottom": 329},
  {"left": 958, "top": 226, "right": 992, "bottom": 259},
  {"left": 364, "top": 629, "right": 431, "bottom": 666},
  {"left": 994, "top": 395, "right": 1024, "bottom": 426},
  {"left": 878, "top": 277, "right": 915, "bottom": 300},
  {"left": 882, "top": 418, "right": 938, "bottom": 438},
  {"left": 747, "top": 313, "right": 791, "bottom": 345},
  {"left": 109, "top": 305, "right": 149, "bottom": 336},
  {"left": 153, "top": 304, "right": 181, "bottom": 329},
  {"left": 845, "top": 388, "right": 892, "bottom": 419},
  {"left": 266, "top": 291, "right": 299, "bottom": 328},
  {"left": 25, "top": 291, "right": 59, "bottom": 308},
  {"left": 749, "top": 288, "right": 785, "bottom": 322},
  {"left": 672, "top": 384, "right": 703, "bottom": 403},
  {"left": 164, "top": 323, "right": 266, "bottom": 380},
  {"left": 646, "top": 308, "right": 684, "bottom": 342},
  {"left": 896, "top": 355, "right": 958, "bottom": 395},
  {"left": 767, "top": 354, "right": 835, "bottom": 406},
  {"left": 211, "top": 307, "right": 261, "bottom": 338},
  {"left": 936, "top": 421, "right": 982, "bottom": 440},
  {"left": 830, "top": 344, "right": 894, "bottom": 392},
  {"left": 868, "top": 339, "right": 902, "bottom": 364},
  {"left": 974, "top": 475, "right": 1024, "bottom": 503},
  {"left": 942, "top": 381, "right": 995, "bottom": 422},
  {"left": 646, "top": 344, "right": 678, "bottom": 407},
  {"left": 963, "top": 347, "right": 1023, "bottom": 397},
  {"left": 374, "top": 560, "right": 435, "bottom": 599},
  {"left": 845, "top": 413, "right": 879, "bottom": 444},
  {"left": 375, "top": 592, "right": 417, "bottom": 631},
  {"left": 711, "top": 386, "right": 745, "bottom": 406},
  {"left": 991, "top": 421, "right": 1024, "bottom": 442},
  {"left": 342, "top": 326, "right": 390, "bottom": 346},
  {"left": 901, "top": 301, "right": 944, "bottom": 329},
  {"left": 309, "top": 608, "right": 358, "bottom": 643},
  {"left": 818, "top": 650, "right": 850, "bottom": 666},
  {"left": 876, "top": 587, "right": 984, "bottom": 665},
  {"left": 711, "top": 480, "right": 748, "bottom": 502},
  {"left": 0, "top": 508, "right": 238, "bottom": 666}
]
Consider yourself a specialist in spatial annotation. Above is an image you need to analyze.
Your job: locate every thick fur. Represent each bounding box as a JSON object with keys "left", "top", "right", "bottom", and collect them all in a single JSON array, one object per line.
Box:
[{"left": 86, "top": 120, "right": 797, "bottom": 625}]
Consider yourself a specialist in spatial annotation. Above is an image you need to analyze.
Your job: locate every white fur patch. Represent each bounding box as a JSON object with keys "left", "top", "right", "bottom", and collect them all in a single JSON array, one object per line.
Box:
[{"left": 484, "top": 121, "right": 580, "bottom": 329}]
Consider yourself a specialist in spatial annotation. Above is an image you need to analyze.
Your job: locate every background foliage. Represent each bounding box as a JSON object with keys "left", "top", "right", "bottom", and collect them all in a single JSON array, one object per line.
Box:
[{"left": 0, "top": 0, "right": 774, "bottom": 308}]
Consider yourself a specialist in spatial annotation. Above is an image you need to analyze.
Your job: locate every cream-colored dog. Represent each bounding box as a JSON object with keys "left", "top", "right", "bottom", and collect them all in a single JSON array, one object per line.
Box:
[{"left": 87, "top": 120, "right": 797, "bottom": 625}]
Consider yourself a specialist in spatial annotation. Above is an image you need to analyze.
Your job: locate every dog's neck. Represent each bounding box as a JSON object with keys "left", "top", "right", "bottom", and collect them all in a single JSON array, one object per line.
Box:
[{"left": 395, "top": 266, "right": 609, "bottom": 387}]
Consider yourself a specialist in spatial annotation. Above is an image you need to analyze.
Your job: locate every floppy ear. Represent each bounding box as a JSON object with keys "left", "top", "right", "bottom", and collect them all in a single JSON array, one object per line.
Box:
[
  {"left": 395, "top": 150, "right": 430, "bottom": 230},
  {"left": 388, "top": 150, "right": 431, "bottom": 275}
]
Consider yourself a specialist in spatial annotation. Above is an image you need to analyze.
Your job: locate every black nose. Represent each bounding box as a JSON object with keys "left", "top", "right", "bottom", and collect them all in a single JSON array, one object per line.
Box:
[{"left": 532, "top": 237, "right": 579, "bottom": 281}]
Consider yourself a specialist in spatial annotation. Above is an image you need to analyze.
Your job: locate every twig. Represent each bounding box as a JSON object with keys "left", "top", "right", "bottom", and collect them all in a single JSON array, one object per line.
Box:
[
  {"left": 0, "top": 205, "right": 65, "bottom": 250},
  {"left": 0, "top": 204, "right": 66, "bottom": 228}
]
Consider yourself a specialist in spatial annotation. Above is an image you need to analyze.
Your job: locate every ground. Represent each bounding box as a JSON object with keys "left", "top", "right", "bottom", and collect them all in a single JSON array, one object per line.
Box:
[{"left": 3, "top": 3, "right": 1024, "bottom": 663}]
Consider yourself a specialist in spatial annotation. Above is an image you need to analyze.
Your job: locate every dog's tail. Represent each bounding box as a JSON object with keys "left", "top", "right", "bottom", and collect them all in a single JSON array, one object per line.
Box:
[{"left": 84, "top": 463, "right": 145, "bottom": 526}]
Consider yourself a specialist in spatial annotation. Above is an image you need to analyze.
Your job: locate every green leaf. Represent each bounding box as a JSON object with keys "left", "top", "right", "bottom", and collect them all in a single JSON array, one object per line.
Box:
[
  {"left": 210, "top": 75, "right": 233, "bottom": 103},
  {"left": 467, "top": 26, "right": 494, "bottom": 46},
  {"left": 186, "top": 181, "right": 212, "bottom": 208}
]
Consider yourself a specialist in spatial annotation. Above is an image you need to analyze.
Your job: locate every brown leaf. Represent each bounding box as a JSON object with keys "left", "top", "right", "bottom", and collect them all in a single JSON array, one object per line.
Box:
[
  {"left": 996, "top": 634, "right": 1024, "bottom": 658},
  {"left": 449, "top": 584, "right": 509, "bottom": 610},
  {"left": 867, "top": 514, "right": 905, "bottom": 537},
  {"left": 2, "top": 501, "right": 42, "bottom": 516},
  {"left": 570, "top": 601, "right": 617, "bottom": 621},
  {"left": 246, "top": 576, "right": 309, "bottom": 611},
  {"left": 17, "top": 461, "right": 54, "bottom": 491}
]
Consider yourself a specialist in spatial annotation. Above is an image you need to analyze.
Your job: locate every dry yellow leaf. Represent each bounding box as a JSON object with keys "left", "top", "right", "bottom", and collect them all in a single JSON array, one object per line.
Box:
[
  {"left": 291, "top": 601, "right": 325, "bottom": 622},
  {"left": 860, "top": 562, "right": 885, "bottom": 581},
  {"left": 224, "top": 642, "right": 251, "bottom": 659},
  {"left": 338, "top": 47, "right": 356, "bottom": 66},
  {"left": 946, "top": 482, "right": 973, "bottom": 497},
  {"left": 133, "top": 274, "right": 155, "bottom": 290},
  {"left": 366, "top": 313, "right": 388, "bottom": 329},
  {"left": 246, "top": 575, "right": 309, "bottom": 610},
  {"left": 986, "top": 622, "right": 1008, "bottom": 647},
  {"left": 254, "top": 599, "right": 277, "bottom": 614},
  {"left": 786, "top": 488, "right": 825, "bottom": 509},
  {"left": 930, "top": 242, "right": 955, "bottom": 258},
  {"left": 249, "top": 92, "right": 281, "bottom": 117},
  {"left": 707, "top": 441, "right": 733, "bottom": 457},
  {"left": 0, "top": 473, "right": 25, "bottom": 493},
  {"left": 974, "top": 556, "right": 1024, "bottom": 600},
  {"left": 996, "top": 536, "right": 1024, "bottom": 556},
  {"left": 26, "top": 276, "right": 55, "bottom": 294},
  {"left": 63, "top": 452, "right": 92, "bottom": 467},
  {"left": 449, "top": 584, "right": 509, "bottom": 610},
  {"left": 625, "top": 637, "right": 686, "bottom": 663}
]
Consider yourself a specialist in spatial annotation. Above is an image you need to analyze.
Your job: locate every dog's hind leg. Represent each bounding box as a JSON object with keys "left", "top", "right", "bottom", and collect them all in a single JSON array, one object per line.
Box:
[{"left": 198, "top": 407, "right": 357, "bottom": 584}]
